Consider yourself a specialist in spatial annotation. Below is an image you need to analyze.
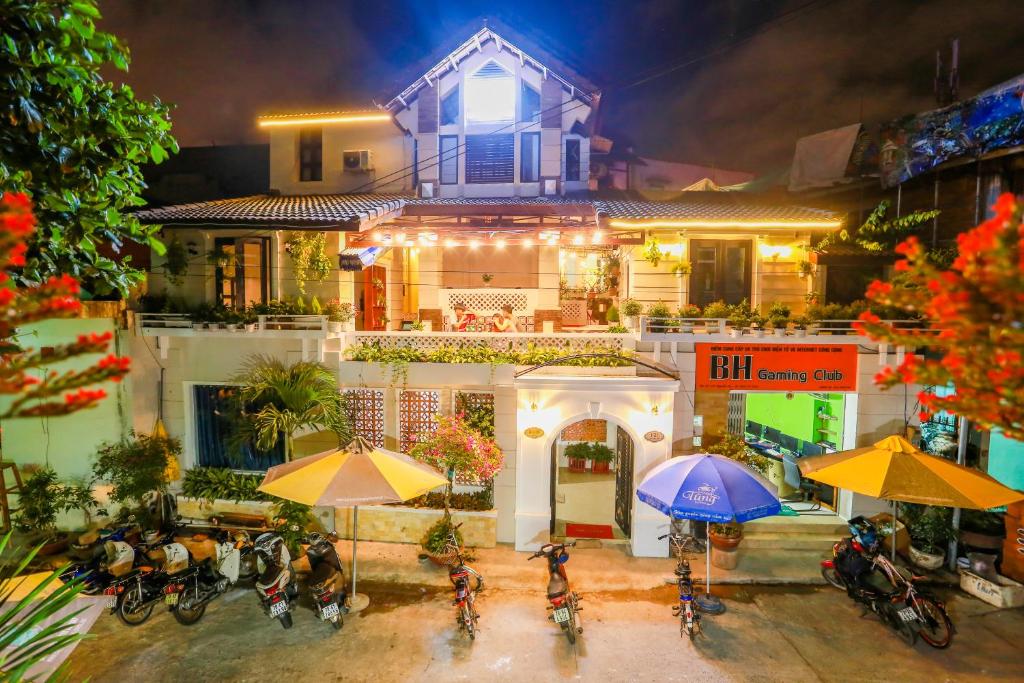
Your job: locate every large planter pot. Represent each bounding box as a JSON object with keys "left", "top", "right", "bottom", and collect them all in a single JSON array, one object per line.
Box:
[
  {"left": 909, "top": 544, "right": 945, "bottom": 571},
  {"left": 328, "top": 320, "right": 342, "bottom": 333},
  {"left": 37, "top": 532, "right": 72, "bottom": 557},
  {"left": 711, "top": 546, "right": 740, "bottom": 570},
  {"left": 567, "top": 458, "right": 588, "bottom": 473},
  {"left": 591, "top": 460, "right": 611, "bottom": 474},
  {"left": 709, "top": 529, "right": 743, "bottom": 551}
]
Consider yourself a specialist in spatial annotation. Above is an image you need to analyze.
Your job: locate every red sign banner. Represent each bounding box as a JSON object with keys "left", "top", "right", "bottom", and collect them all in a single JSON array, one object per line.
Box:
[{"left": 695, "top": 343, "right": 859, "bottom": 392}]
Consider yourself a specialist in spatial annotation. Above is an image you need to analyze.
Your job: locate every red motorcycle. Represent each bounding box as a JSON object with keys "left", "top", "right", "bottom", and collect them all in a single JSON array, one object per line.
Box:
[
  {"left": 443, "top": 523, "right": 483, "bottom": 640},
  {"left": 528, "top": 541, "right": 582, "bottom": 645}
]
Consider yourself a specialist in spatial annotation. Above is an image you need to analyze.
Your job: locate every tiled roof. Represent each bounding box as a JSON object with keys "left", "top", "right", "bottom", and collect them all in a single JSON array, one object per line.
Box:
[
  {"left": 135, "top": 191, "right": 840, "bottom": 229},
  {"left": 593, "top": 194, "right": 841, "bottom": 227},
  {"left": 135, "top": 193, "right": 407, "bottom": 228}
]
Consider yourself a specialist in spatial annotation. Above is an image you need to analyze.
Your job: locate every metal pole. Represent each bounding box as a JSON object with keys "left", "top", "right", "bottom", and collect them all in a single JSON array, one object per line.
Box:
[
  {"left": 949, "top": 417, "right": 969, "bottom": 570},
  {"left": 351, "top": 505, "right": 359, "bottom": 599},
  {"left": 892, "top": 501, "right": 897, "bottom": 562},
  {"left": 706, "top": 523, "right": 712, "bottom": 596}
]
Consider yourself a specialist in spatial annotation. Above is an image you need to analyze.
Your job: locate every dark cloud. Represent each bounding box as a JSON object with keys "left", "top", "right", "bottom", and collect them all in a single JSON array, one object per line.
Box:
[{"left": 99, "top": 0, "right": 1024, "bottom": 173}]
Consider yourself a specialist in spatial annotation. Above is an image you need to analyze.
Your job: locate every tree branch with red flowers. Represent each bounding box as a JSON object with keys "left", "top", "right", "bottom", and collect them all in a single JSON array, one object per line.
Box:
[
  {"left": 0, "top": 193, "right": 130, "bottom": 427},
  {"left": 853, "top": 193, "right": 1024, "bottom": 441}
]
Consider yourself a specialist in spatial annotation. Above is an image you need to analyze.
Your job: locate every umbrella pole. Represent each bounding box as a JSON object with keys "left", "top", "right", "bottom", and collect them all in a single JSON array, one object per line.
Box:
[
  {"left": 347, "top": 505, "right": 369, "bottom": 613},
  {"left": 892, "top": 501, "right": 897, "bottom": 562},
  {"left": 695, "top": 521, "right": 724, "bottom": 615}
]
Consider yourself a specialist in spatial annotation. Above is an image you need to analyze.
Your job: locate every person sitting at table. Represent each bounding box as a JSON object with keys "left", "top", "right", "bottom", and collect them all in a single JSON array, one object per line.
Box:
[
  {"left": 492, "top": 305, "right": 520, "bottom": 333},
  {"left": 453, "top": 303, "right": 476, "bottom": 331}
]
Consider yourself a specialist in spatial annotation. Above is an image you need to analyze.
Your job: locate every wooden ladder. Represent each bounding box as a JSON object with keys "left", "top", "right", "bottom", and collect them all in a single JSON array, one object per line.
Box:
[{"left": 0, "top": 461, "right": 24, "bottom": 533}]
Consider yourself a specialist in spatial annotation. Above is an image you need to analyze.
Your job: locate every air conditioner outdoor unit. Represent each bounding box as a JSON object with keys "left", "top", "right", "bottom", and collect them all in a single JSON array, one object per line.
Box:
[{"left": 343, "top": 149, "right": 374, "bottom": 172}]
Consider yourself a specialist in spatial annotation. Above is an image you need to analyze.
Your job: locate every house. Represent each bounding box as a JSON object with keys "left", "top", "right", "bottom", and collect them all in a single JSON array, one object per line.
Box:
[{"left": 128, "top": 24, "right": 920, "bottom": 558}]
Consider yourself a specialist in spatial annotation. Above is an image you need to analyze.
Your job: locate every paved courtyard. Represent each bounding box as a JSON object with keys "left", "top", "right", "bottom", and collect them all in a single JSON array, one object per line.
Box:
[{"left": 67, "top": 578, "right": 1023, "bottom": 682}]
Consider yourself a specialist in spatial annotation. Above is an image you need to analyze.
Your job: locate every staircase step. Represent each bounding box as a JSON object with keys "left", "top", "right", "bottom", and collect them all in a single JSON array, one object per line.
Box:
[{"left": 741, "top": 532, "right": 838, "bottom": 550}]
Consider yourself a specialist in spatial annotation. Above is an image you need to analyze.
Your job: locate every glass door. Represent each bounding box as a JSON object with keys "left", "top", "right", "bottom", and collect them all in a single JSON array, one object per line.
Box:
[
  {"left": 215, "top": 237, "right": 269, "bottom": 309},
  {"left": 689, "top": 239, "right": 752, "bottom": 306}
]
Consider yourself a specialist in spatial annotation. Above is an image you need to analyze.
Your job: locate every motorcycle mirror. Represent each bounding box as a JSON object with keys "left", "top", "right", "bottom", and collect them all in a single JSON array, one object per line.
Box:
[{"left": 558, "top": 552, "right": 569, "bottom": 564}]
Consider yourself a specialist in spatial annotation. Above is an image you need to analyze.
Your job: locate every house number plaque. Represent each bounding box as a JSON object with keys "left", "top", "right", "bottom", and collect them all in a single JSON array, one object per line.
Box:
[
  {"left": 524, "top": 427, "right": 545, "bottom": 439},
  {"left": 644, "top": 430, "right": 665, "bottom": 443}
]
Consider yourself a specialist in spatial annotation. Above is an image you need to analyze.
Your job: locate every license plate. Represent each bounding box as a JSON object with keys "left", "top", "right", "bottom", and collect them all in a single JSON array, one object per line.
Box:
[
  {"left": 553, "top": 607, "right": 570, "bottom": 624},
  {"left": 105, "top": 595, "right": 117, "bottom": 609},
  {"left": 164, "top": 593, "right": 179, "bottom": 606},
  {"left": 897, "top": 606, "right": 917, "bottom": 623},
  {"left": 269, "top": 600, "right": 288, "bottom": 618},
  {"left": 322, "top": 602, "right": 340, "bottom": 620}
]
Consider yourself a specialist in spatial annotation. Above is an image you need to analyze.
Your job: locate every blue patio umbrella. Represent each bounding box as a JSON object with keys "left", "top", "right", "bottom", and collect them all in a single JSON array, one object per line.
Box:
[{"left": 637, "top": 454, "right": 781, "bottom": 612}]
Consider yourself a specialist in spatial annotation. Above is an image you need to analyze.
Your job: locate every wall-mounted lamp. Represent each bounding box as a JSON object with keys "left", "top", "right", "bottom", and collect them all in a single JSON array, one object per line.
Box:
[
  {"left": 758, "top": 244, "right": 794, "bottom": 260},
  {"left": 529, "top": 401, "right": 538, "bottom": 412},
  {"left": 186, "top": 241, "right": 199, "bottom": 257},
  {"left": 650, "top": 404, "right": 660, "bottom": 416},
  {"left": 588, "top": 401, "right": 601, "bottom": 419}
]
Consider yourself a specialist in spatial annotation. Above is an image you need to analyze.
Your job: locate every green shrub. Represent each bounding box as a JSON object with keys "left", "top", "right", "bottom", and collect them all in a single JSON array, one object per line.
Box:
[
  {"left": 678, "top": 304, "right": 702, "bottom": 318},
  {"left": 423, "top": 514, "right": 462, "bottom": 554},
  {"left": 607, "top": 324, "right": 629, "bottom": 333},
  {"left": 92, "top": 432, "right": 178, "bottom": 523},
  {"left": 646, "top": 301, "right": 673, "bottom": 318},
  {"left": 606, "top": 305, "right": 620, "bottom": 323},
  {"left": 621, "top": 298, "right": 643, "bottom": 317},
  {"left": 181, "top": 467, "right": 270, "bottom": 503},
  {"left": 403, "top": 489, "right": 492, "bottom": 511},
  {"left": 703, "top": 300, "right": 730, "bottom": 319},
  {"left": 272, "top": 499, "right": 313, "bottom": 555},
  {"left": 589, "top": 443, "right": 615, "bottom": 463},
  {"left": 564, "top": 442, "right": 592, "bottom": 461},
  {"left": 14, "top": 466, "right": 95, "bottom": 539}
]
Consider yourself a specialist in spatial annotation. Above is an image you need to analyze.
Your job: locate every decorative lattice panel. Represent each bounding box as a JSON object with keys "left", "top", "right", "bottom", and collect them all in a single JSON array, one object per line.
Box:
[
  {"left": 445, "top": 290, "right": 529, "bottom": 313},
  {"left": 560, "top": 299, "right": 588, "bottom": 326},
  {"left": 561, "top": 419, "right": 607, "bottom": 442},
  {"left": 344, "top": 389, "right": 385, "bottom": 448},
  {"left": 399, "top": 389, "right": 440, "bottom": 454},
  {"left": 351, "top": 333, "right": 623, "bottom": 354}
]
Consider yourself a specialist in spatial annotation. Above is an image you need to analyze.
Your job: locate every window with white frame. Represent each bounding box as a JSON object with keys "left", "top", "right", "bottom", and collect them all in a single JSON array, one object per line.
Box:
[{"left": 465, "top": 61, "right": 515, "bottom": 124}]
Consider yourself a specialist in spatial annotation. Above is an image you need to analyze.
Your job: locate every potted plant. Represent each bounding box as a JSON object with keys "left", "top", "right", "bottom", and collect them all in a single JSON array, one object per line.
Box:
[
  {"left": 588, "top": 442, "right": 615, "bottom": 474},
  {"left": 606, "top": 305, "right": 620, "bottom": 325},
  {"left": 14, "top": 466, "right": 96, "bottom": 555},
  {"left": 621, "top": 298, "right": 643, "bottom": 329},
  {"left": 793, "top": 314, "right": 812, "bottom": 337},
  {"left": 798, "top": 260, "right": 815, "bottom": 279},
  {"left": 904, "top": 505, "right": 955, "bottom": 570},
  {"left": 767, "top": 302, "right": 791, "bottom": 337},
  {"left": 206, "top": 245, "right": 235, "bottom": 269},
  {"left": 709, "top": 522, "right": 743, "bottom": 569},
  {"left": 92, "top": 431, "right": 179, "bottom": 529},
  {"left": 749, "top": 313, "right": 767, "bottom": 337},
  {"left": 670, "top": 260, "right": 692, "bottom": 278},
  {"left": 224, "top": 308, "right": 241, "bottom": 332},
  {"left": 646, "top": 301, "right": 674, "bottom": 333},
  {"left": 410, "top": 320, "right": 425, "bottom": 332},
  {"left": 564, "top": 442, "right": 590, "bottom": 473},
  {"left": 677, "top": 304, "right": 701, "bottom": 333},
  {"left": 422, "top": 512, "right": 463, "bottom": 566},
  {"left": 727, "top": 300, "right": 754, "bottom": 337},
  {"left": 242, "top": 310, "right": 258, "bottom": 332}
]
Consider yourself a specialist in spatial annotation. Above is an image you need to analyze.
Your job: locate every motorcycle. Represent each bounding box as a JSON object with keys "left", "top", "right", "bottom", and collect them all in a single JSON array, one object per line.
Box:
[
  {"left": 822, "top": 516, "right": 954, "bottom": 648},
  {"left": 108, "top": 538, "right": 192, "bottom": 626},
  {"left": 528, "top": 541, "right": 582, "bottom": 644},
  {"left": 68, "top": 516, "right": 138, "bottom": 562},
  {"left": 62, "top": 539, "right": 138, "bottom": 596},
  {"left": 253, "top": 532, "right": 299, "bottom": 629},
  {"left": 304, "top": 532, "right": 347, "bottom": 630},
  {"left": 445, "top": 523, "right": 483, "bottom": 640},
  {"left": 169, "top": 530, "right": 256, "bottom": 626}
]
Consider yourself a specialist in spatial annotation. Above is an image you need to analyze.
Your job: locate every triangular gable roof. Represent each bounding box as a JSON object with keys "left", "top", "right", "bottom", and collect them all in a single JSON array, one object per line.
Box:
[{"left": 383, "top": 22, "right": 600, "bottom": 112}]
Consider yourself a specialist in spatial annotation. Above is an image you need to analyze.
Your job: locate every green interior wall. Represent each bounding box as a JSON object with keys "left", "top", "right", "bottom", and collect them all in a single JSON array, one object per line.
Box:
[
  {"left": 0, "top": 319, "right": 130, "bottom": 481},
  {"left": 744, "top": 392, "right": 845, "bottom": 449},
  {"left": 988, "top": 429, "right": 1024, "bottom": 491}
]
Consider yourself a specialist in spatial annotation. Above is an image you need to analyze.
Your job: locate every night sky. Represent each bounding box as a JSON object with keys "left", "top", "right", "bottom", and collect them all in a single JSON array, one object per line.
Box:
[{"left": 99, "top": 0, "right": 1024, "bottom": 174}]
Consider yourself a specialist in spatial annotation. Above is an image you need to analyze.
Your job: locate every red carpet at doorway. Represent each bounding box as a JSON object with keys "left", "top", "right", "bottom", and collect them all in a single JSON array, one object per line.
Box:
[{"left": 565, "top": 523, "right": 614, "bottom": 539}]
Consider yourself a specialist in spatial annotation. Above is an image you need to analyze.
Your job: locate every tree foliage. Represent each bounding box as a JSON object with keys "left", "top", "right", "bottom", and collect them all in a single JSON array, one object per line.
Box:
[
  {"left": 0, "top": 193, "right": 131, "bottom": 429},
  {"left": 812, "top": 200, "right": 940, "bottom": 255},
  {"left": 0, "top": 0, "right": 178, "bottom": 297},
  {"left": 854, "top": 193, "right": 1024, "bottom": 441}
]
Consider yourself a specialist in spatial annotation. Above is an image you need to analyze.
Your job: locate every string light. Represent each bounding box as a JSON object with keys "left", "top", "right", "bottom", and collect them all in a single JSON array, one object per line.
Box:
[
  {"left": 522, "top": 238, "right": 534, "bottom": 248},
  {"left": 496, "top": 238, "right": 507, "bottom": 249},
  {"left": 257, "top": 113, "right": 392, "bottom": 127},
  {"left": 444, "top": 238, "right": 457, "bottom": 248},
  {"left": 572, "top": 234, "right": 584, "bottom": 246},
  {"left": 372, "top": 231, "right": 384, "bottom": 241},
  {"left": 469, "top": 239, "right": 480, "bottom": 249},
  {"left": 592, "top": 231, "right": 603, "bottom": 243}
]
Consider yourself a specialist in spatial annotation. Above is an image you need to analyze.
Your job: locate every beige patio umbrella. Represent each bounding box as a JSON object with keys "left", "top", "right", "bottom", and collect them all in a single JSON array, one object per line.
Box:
[
  {"left": 799, "top": 435, "right": 1024, "bottom": 560},
  {"left": 258, "top": 436, "right": 448, "bottom": 610}
]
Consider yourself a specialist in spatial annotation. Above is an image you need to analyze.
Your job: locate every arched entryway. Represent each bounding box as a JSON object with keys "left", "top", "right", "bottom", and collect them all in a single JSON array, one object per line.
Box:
[
  {"left": 514, "top": 375, "right": 680, "bottom": 557},
  {"left": 548, "top": 417, "right": 638, "bottom": 541}
]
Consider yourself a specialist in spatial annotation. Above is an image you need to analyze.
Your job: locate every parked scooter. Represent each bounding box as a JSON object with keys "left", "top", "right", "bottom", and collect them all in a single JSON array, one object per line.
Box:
[
  {"left": 527, "top": 541, "right": 582, "bottom": 644},
  {"left": 304, "top": 532, "right": 347, "bottom": 630},
  {"left": 108, "top": 537, "right": 192, "bottom": 626},
  {"left": 68, "top": 516, "right": 139, "bottom": 562},
  {"left": 253, "top": 532, "right": 299, "bottom": 629},
  {"left": 169, "top": 530, "right": 256, "bottom": 625},
  {"left": 445, "top": 523, "right": 483, "bottom": 640},
  {"left": 821, "top": 516, "right": 954, "bottom": 648},
  {"left": 62, "top": 539, "right": 138, "bottom": 595}
]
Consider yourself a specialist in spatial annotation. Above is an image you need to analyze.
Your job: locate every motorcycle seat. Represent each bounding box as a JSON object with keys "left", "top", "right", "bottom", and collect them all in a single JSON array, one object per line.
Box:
[
  {"left": 309, "top": 561, "right": 337, "bottom": 591},
  {"left": 175, "top": 535, "right": 217, "bottom": 563},
  {"left": 257, "top": 566, "right": 288, "bottom": 591},
  {"left": 77, "top": 529, "right": 101, "bottom": 547},
  {"left": 547, "top": 573, "right": 568, "bottom": 600}
]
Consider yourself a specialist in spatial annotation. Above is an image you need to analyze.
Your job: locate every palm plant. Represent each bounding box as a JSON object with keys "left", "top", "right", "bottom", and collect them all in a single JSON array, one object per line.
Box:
[
  {"left": 0, "top": 532, "right": 88, "bottom": 681},
  {"left": 232, "top": 356, "right": 352, "bottom": 462}
]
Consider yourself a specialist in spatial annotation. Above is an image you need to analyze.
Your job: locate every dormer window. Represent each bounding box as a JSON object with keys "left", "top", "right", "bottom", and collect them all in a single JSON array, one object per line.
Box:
[
  {"left": 520, "top": 83, "right": 541, "bottom": 123},
  {"left": 465, "top": 61, "right": 514, "bottom": 124},
  {"left": 440, "top": 86, "right": 459, "bottom": 126}
]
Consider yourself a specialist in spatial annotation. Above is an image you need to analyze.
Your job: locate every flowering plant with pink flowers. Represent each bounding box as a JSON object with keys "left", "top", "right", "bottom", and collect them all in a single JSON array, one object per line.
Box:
[{"left": 410, "top": 414, "right": 504, "bottom": 488}]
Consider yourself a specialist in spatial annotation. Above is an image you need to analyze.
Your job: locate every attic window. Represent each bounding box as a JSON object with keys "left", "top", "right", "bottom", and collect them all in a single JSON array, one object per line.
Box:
[
  {"left": 440, "top": 86, "right": 459, "bottom": 126},
  {"left": 465, "top": 60, "right": 514, "bottom": 124}
]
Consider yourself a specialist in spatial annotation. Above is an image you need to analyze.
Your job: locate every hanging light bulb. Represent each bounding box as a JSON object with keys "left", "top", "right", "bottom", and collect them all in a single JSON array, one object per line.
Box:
[
  {"left": 522, "top": 238, "right": 534, "bottom": 248},
  {"left": 592, "top": 231, "right": 603, "bottom": 244},
  {"left": 469, "top": 239, "right": 480, "bottom": 249},
  {"left": 444, "top": 238, "right": 457, "bottom": 248},
  {"left": 496, "top": 238, "right": 507, "bottom": 249},
  {"left": 572, "top": 234, "right": 584, "bottom": 246}
]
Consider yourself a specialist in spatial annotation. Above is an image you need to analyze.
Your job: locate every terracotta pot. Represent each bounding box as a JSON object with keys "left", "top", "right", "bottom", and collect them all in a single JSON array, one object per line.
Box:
[
  {"left": 567, "top": 458, "right": 588, "bottom": 473},
  {"left": 709, "top": 529, "right": 743, "bottom": 551},
  {"left": 591, "top": 460, "right": 611, "bottom": 474}
]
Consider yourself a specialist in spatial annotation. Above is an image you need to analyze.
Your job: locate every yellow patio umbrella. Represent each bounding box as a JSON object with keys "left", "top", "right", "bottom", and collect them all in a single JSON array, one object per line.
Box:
[
  {"left": 799, "top": 434, "right": 1024, "bottom": 559},
  {"left": 258, "top": 436, "right": 447, "bottom": 609}
]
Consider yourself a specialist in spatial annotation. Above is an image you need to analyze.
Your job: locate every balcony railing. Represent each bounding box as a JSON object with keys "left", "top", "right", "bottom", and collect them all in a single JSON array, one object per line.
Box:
[
  {"left": 637, "top": 316, "right": 931, "bottom": 340},
  {"left": 346, "top": 330, "right": 635, "bottom": 355},
  {"left": 136, "top": 313, "right": 338, "bottom": 337}
]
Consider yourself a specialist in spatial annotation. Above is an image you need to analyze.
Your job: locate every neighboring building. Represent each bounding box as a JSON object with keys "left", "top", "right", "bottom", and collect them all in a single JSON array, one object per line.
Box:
[{"left": 127, "top": 24, "right": 919, "bottom": 558}]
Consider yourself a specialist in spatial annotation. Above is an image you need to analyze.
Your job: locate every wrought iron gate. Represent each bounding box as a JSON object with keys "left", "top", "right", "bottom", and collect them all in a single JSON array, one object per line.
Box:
[{"left": 614, "top": 426, "right": 634, "bottom": 537}]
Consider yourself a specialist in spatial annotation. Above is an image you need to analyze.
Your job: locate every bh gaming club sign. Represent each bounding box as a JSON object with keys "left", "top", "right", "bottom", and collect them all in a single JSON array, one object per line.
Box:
[{"left": 695, "top": 343, "right": 858, "bottom": 392}]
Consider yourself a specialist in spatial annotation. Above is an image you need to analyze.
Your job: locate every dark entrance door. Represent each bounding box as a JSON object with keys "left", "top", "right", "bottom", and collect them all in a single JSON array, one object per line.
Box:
[
  {"left": 549, "top": 440, "right": 558, "bottom": 535},
  {"left": 690, "top": 239, "right": 752, "bottom": 306},
  {"left": 614, "top": 426, "right": 634, "bottom": 537},
  {"left": 214, "top": 237, "right": 270, "bottom": 309}
]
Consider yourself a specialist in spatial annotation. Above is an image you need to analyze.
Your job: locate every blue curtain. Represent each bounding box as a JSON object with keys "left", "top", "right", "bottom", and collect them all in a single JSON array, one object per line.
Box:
[{"left": 193, "top": 385, "right": 284, "bottom": 470}]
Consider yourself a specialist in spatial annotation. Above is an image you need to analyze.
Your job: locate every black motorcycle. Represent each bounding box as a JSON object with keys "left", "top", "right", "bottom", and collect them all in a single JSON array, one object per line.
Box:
[
  {"left": 171, "top": 530, "right": 256, "bottom": 625},
  {"left": 304, "top": 532, "right": 346, "bottom": 630},
  {"left": 110, "top": 539, "right": 192, "bottom": 626}
]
